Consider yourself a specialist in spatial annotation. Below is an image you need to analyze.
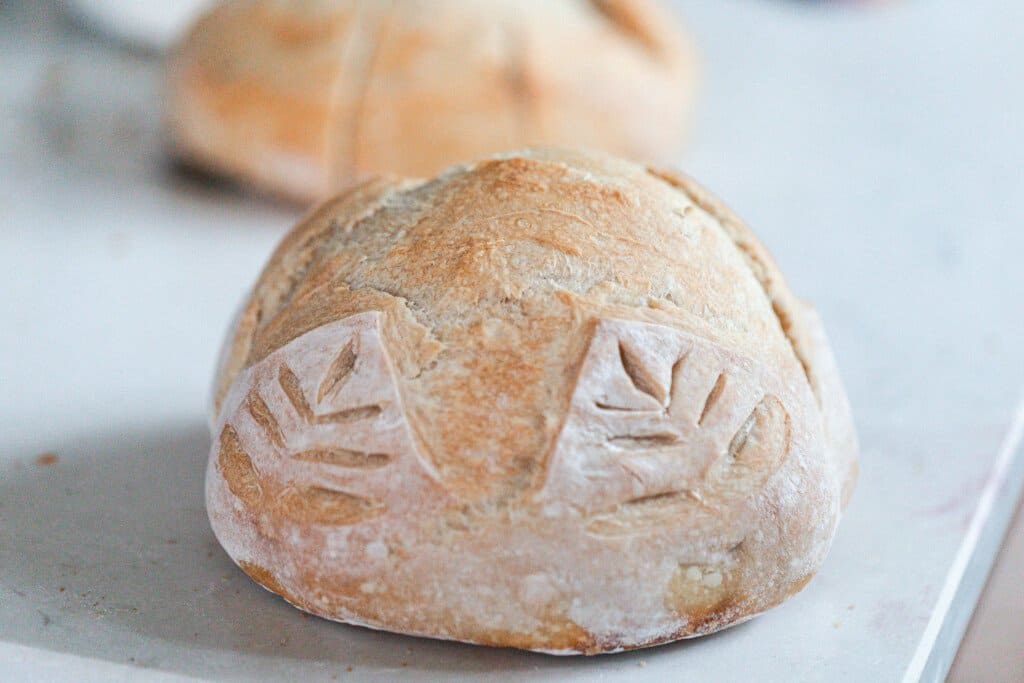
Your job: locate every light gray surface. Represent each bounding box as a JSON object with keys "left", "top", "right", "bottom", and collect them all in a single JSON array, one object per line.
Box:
[{"left": 1, "top": 0, "right": 1023, "bottom": 681}]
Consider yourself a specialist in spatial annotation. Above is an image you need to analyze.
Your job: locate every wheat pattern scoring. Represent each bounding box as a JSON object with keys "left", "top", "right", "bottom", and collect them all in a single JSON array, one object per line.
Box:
[
  {"left": 216, "top": 314, "right": 794, "bottom": 535},
  {"left": 540, "top": 318, "right": 793, "bottom": 537},
  {"left": 215, "top": 312, "right": 443, "bottom": 527}
]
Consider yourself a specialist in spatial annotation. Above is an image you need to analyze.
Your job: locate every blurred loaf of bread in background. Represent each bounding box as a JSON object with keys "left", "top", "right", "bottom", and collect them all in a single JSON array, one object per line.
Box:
[{"left": 165, "top": 0, "right": 698, "bottom": 202}]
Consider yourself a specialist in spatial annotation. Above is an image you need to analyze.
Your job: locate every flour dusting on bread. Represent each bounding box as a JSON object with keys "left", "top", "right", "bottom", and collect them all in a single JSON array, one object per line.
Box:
[{"left": 206, "top": 148, "right": 856, "bottom": 653}]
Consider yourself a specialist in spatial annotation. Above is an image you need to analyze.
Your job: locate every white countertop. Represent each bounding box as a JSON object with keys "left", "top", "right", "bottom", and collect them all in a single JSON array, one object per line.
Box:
[{"left": 2, "top": 0, "right": 1023, "bottom": 681}]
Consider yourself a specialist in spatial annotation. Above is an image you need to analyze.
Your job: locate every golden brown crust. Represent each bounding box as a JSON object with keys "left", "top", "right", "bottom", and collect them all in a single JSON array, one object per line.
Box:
[
  {"left": 167, "top": 0, "right": 698, "bottom": 202},
  {"left": 643, "top": 166, "right": 860, "bottom": 502},
  {"left": 166, "top": 1, "right": 359, "bottom": 200},
  {"left": 206, "top": 148, "right": 856, "bottom": 653}
]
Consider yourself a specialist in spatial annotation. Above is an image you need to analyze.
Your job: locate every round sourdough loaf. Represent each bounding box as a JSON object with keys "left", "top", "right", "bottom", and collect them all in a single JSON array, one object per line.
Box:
[
  {"left": 166, "top": 0, "right": 697, "bottom": 202},
  {"left": 206, "top": 148, "right": 858, "bottom": 653}
]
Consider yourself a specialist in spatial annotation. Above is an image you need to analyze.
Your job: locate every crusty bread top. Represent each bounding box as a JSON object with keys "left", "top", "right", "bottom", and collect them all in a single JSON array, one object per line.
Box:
[
  {"left": 168, "top": 0, "right": 698, "bottom": 200},
  {"left": 212, "top": 147, "right": 856, "bottom": 503}
]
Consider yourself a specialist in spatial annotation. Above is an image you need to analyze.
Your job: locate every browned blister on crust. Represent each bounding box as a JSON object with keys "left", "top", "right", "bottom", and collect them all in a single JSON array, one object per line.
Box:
[
  {"left": 166, "top": 0, "right": 698, "bottom": 202},
  {"left": 206, "top": 148, "right": 857, "bottom": 653}
]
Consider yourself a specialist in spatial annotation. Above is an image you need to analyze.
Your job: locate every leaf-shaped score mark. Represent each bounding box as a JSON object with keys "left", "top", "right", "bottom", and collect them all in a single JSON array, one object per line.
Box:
[
  {"left": 697, "top": 373, "right": 727, "bottom": 427},
  {"left": 586, "top": 394, "right": 790, "bottom": 538},
  {"left": 279, "top": 363, "right": 383, "bottom": 424},
  {"left": 540, "top": 319, "right": 796, "bottom": 538},
  {"left": 608, "top": 432, "right": 680, "bottom": 447},
  {"left": 292, "top": 448, "right": 391, "bottom": 468},
  {"left": 246, "top": 388, "right": 286, "bottom": 450},
  {"left": 212, "top": 313, "right": 445, "bottom": 529},
  {"left": 218, "top": 425, "right": 263, "bottom": 507},
  {"left": 273, "top": 485, "right": 383, "bottom": 526},
  {"left": 618, "top": 340, "right": 668, "bottom": 405},
  {"left": 317, "top": 338, "right": 358, "bottom": 403},
  {"left": 216, "top": 424, "right": 385, "bottom": 525},
  {"left": 706, "top": 395, "right": 790, "bottom": 500}
]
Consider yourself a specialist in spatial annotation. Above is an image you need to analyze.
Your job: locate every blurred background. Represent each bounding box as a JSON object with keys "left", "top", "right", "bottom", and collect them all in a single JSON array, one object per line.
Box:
[{"left": 1, "top": 1, "right": 1022, "bottom": 681}]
